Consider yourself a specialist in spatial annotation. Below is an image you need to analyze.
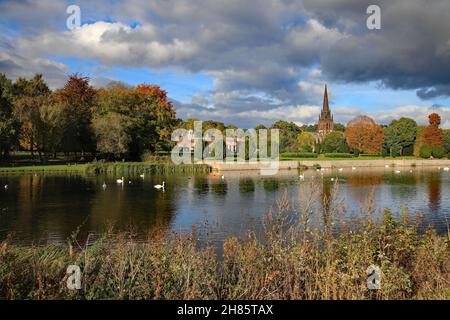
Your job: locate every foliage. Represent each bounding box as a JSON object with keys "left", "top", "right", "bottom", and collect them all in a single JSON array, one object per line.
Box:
[
  {"left": 270, "top": 120, "right": 301, "bottom": 153},
  {"left": 280, "top": 152, "right": 318, "bottom": 158},
  {"left": 419, "top": 144, "right": 432, "bottom": 158},
  {"left": 431, "top": 145, "right": 446, "bottom": 159},
  {"left": 0, "top": 74, "right": 18, "bottom": 158},
  {"left": 58, "top": 74, "right": 97, "bottom": 155},
  {"left": 297, "top": 132, "right": 316, "bottom": 152},
  {"left": 443, "top": 130, "right": 450, "bottom": 153},
  {"left": 321, "top": 131, "right": 349, "bottom": 153},
  {"left": 383, "top": 117, "right": 417, "bottom": 157},
  {"left": 92, "top": 112, "right": 132, "bottom": 158},
  {"left": 422, "top": 113, "right": 444, "bottom": 147},
  {"left": 345, "top": 115, "right": 384, "bottom": 154},
  {"left": 323, "top": 153, "right": 353, "bottom": 158}
]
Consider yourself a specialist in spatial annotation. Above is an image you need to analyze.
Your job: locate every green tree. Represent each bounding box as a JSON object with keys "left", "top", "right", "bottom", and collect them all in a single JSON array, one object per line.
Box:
[
  {"left": 383, "top": 117, "right": 417, "bottom": 157},
  {"left": 443, "top": 130, "right": 450, "bottom": 154},
  {"left": 270, "top": 120, "right": 301, "bottom": 153},
  {"left": 321, "top": 131, "right": 349, "bottom": 153},
  {"left": 12, "top": 74, "right": 52, "bottom": 159},
  {"left": 297, "top": 131, "right": 316, "bottom": 152},
  {"left": 0, "top": 74, "right": 18, "bottom": 158}
]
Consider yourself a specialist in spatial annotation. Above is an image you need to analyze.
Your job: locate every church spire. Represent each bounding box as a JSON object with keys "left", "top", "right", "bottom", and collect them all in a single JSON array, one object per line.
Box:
[{"left": 323, "top": 84, "right": 329, "bottom": 113}]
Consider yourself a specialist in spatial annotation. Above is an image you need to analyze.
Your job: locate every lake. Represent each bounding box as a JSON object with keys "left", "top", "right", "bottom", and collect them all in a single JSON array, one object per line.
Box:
[{"left": 1, "top": 167, "right": 449, "bottom": 245}]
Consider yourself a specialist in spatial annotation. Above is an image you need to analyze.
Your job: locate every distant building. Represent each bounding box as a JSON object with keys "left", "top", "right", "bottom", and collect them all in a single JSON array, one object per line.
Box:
[{"left": 317, "top": 84, "right": 334, "bottom": 138}]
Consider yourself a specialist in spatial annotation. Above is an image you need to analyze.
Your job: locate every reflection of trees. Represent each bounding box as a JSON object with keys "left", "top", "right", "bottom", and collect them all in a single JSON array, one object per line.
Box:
[
  {"left": 347, "top": 174, "right": 383, "bottom": 187},
  {"left": 427, "top": 172, "right": 441, "bottom": 214},
  {"left": 89, "top": 176, "right": 178, "bottom": 237},
  {"left": 321, "top": 178, "right": 333, "bottom": 228},
  {"left": 263, "top": 178, "right": 279, "bottom": 191},
  {"left": 194, "top": 176, "right": 209, "bottom": 195},
  {"left": 239, "top": 178, "right": 255, "bottom": 193},
  {"left": 210, "top": 180, "right": 228, "bottom": 195}
]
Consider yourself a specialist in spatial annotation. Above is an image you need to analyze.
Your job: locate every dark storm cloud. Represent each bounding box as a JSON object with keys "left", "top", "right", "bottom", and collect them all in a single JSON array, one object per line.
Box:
[
  {"left": 0, "top": 0, "right": 449, "bottom": 127},
  {"left": 303, "top": 0, "right": 450, "bottom": 99}
]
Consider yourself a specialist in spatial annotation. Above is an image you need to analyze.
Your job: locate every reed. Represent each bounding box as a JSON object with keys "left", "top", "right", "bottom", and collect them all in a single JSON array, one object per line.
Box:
[{"left": 1, "top": 180, "right": 449, "bottom": 300}]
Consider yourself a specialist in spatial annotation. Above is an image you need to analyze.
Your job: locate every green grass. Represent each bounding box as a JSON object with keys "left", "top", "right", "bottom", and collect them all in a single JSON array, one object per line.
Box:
[
  {"left": 280, "top": 156, "right": 423, "bottom": 161},
  {"left": 0, "top": 164, "right": 86, "bottom": 173}
]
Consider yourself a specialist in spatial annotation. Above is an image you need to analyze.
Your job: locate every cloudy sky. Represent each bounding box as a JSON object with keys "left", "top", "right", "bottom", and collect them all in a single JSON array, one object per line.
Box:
[{"left": 1, "top": 0, "right": 450, "bottom": 128}]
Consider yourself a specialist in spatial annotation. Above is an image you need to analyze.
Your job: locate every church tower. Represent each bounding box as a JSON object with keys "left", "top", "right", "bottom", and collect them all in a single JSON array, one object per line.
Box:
[{"left": 318, "top": 84, "right": 334, "bottom": 137}]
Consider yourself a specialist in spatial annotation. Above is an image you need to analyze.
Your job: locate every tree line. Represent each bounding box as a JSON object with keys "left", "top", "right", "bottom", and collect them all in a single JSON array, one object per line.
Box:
[
  {"left": 0, "top": 73, "right": 177, "bottom": 162},
  {"left": 1, "top": 73, "right": 449, "bottom": 162}
]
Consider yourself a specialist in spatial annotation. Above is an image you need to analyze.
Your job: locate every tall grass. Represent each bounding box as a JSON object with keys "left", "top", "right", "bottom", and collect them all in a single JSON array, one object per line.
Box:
[
  {"left": 1, "top": 180, "right": 449, "bottom": 300},
  {"left": 84, "top": 161, "right": 211, "bottom": 175}
]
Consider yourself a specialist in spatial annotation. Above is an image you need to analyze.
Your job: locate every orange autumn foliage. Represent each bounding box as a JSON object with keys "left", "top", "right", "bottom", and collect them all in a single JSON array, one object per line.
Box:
[
  {"left": 422, "top": 113, "right": 444, "bottom": 147},
  {"left": 345, "top": 115, "right": 384, "bottom": 154}
]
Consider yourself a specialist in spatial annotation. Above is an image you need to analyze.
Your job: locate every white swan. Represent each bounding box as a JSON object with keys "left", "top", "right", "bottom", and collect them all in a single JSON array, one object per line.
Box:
[
  {"left": 4, "top": 185, "right": 7, "bottom": 190},
  {"left": 154, "top": 181, "right": 165, "bottom": 190},
  {"left": 140, "top": 173, "right": 145, "bottom": 179},
  {"left": 395, "top": 170, "right": 401, "bottom": 174},
  {"left": 338, "top": 168, "right": 343, "bottom": 172},
  {"left": 352, "top": 166, "right": 356, "bottom": 170},
  {"left": 385, "top": 165, "right": 389, "bottom": 168},
  {"left": 116, "top": 177, "right": 124, "bottom": 184},
  {"left": 221, "top": 175, "right": 225, "bottom": 180},
  {"left": 102, "top": 182, "right": 107, "bottom": 190},
  {"left": 444, "top": 167, "right": 450, "bottom": 171},
  {"left": 331, "top": 178, "right": 335, "bottom": 182},
  {"left": 299, "top": 174, "right": 305, "bottom": 180}
]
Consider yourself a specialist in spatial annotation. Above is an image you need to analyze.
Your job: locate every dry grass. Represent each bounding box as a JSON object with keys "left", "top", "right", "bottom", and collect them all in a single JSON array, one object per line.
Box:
[{"left": 1, "top": 180, "right": 449, "bottom": 300}]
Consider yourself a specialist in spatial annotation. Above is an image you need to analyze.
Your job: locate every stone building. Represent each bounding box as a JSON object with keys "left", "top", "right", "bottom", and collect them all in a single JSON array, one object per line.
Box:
[{"left": 317, "top": 84, "right": 334, "bottom": 138}]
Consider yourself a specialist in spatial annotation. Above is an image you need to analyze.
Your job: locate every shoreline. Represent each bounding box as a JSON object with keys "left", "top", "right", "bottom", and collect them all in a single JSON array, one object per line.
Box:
[{"left": 205, "top": 159, "right": 450, "bottom": 172}]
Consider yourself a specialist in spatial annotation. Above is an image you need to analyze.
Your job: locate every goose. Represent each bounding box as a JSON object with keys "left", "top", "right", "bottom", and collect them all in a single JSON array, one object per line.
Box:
[
  {"left": 116, "top": 177, "right": 124, "bottom": 184},
  {"left": 154, "top": 181, "right": 165, "bottom": 190},
  {"left": 444, "top": 167, "right": 450, "bottom": 171},
  {"left": 102, "top": 182, "right": 107, "bottom": 190}
]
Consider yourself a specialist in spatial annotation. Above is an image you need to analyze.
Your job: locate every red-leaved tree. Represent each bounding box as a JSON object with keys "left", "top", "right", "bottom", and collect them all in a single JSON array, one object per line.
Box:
[{"left": 422, "top": 113, "right": 444, "bottom": 146}]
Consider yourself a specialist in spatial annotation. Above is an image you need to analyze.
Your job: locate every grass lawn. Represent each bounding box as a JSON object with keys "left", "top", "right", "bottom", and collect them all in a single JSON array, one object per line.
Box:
[
  {"left": 0, "top": 164, "right": 86, "bottom": 173},
  {"left": 280, "top": 156, "right": 421, "bottom": 161}
]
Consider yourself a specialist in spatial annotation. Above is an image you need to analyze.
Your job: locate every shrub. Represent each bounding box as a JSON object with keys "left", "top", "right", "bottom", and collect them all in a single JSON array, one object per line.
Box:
[
  {"left": 419, "top": 144, "right": 432, "bottom": 158},
  {"left": 324, "top": 153, "right": 353, "bottom": 158},
  {"left": 359, "top": 154, "right": 382, "bottom": 158},
  {"left": 431, "top": 145, "right": 446, "bottom": 159},
  {"left": 281, "top": 152, "right": 318, "bottom": 158}
]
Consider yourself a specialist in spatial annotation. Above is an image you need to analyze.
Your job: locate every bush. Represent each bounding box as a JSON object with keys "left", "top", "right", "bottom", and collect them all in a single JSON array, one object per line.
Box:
[
  {"left": 419, "top": 144, "right": 432, "bottom": 158},
  {"left": 359, "top": 154, "right": 382, "bottom": 158},
  {"left": 323, "top": 153, "right": 353, "bottom": 158},
  {"left": 431, "top": 145, "right": 446, "bottom": 159},
  {"left": 281, "top": 152, "right": 318, "bottom": 158}
]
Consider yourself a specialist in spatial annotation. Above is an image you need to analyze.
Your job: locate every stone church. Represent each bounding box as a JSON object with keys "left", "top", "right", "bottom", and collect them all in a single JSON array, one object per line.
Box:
[{"left": 317, "top": 84, "right": 334, "bottom": 138}]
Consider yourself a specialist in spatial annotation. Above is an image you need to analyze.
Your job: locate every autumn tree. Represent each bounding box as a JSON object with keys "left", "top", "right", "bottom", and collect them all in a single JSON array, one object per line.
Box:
[
  {"left": 345, "top": 115, "right": 384, "bottom": 154},
  {"left": 422, "top": 113, "right": 444, "bottom": 147},
  {"left": 94, "top": 83, "right": 176, "bottom": 160},
  {"left": 92, "top": 112, "right": 132, "bottom": 158},
  {"left": 58, "top": 74, "right": 97, "bottom": 157}
]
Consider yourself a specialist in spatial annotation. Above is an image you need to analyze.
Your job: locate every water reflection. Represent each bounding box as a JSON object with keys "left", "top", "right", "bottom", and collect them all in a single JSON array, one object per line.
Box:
[{"left": 1, "top": 167, "right": 449, "bottom": 245}]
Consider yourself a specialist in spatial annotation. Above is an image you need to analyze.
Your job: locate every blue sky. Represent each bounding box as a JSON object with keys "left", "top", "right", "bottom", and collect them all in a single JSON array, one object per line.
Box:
[{"left": 1, "top": 0, "right": 449, "bottom": 128}]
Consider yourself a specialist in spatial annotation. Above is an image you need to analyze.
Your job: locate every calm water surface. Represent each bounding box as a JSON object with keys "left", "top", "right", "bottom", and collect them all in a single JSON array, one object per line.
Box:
[{"left": 0, "top": 167, "right": 449, "bottom": 245}]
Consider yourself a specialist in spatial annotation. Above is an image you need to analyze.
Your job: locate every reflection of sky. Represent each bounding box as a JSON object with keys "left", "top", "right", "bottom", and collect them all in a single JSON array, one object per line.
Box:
[{"left": 0, "top": 167, "right": 449, "bottom": 245}]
